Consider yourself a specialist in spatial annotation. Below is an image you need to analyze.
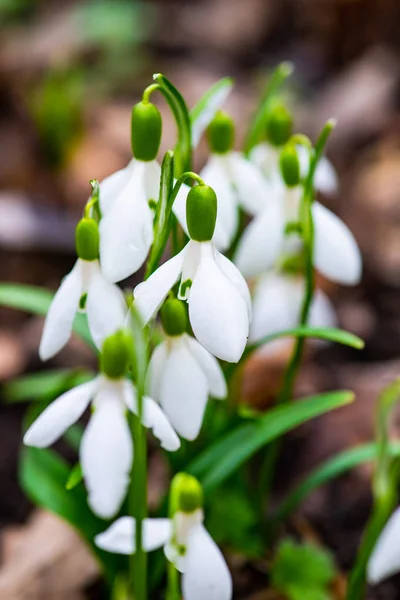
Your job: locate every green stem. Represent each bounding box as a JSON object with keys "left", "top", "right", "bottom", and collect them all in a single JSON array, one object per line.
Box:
[
  {"left": 85, "top": 179, "right": 101, "bottom": 220},
  {"left": 259, "top": 121, "right": 335, "bottom": 519},
  {"left": 142, "top": 83, "right": 161, "bottom": 103}
]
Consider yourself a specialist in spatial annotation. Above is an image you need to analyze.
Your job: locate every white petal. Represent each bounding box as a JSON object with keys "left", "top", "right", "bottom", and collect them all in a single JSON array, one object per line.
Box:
[
  {"left": 99, "top": 163, "right": 154, "bottom": 282},
  {"left": 99, "top": 159, "right": 136, "bottom": 215},
  {"left": 39, "top": 260, "right": 83, "bottom": 360},
  {"left": 368, "top": 508, "right": 400, "bottom": 584},
  {"left": 227, "top": 151, "right": 271, "bottom": 215},
  {"left": 191, "top": 82, "right": 232, "bottom": 148},
  {"left": 309, "top": 288, "right": 337, "bottom": 329},
  {"left": 182, "top": 524, "right": 232, "bottom": 600},
  {"left": 189, "top": 242, "right": 249, "bottom": 363},
  {"left": 179, "top": 241, "right": 201, "bottom": 300},
  {"left": 123, "top": 381, "right": 180, "bottom": 452},
  {"left": 95, "top": 516, "right": 172, "bottom": 555},
  {"left": 81, "top": 379, "right": 132, "bottom": 518},
  {"left": 200, "top": 156, "right": 239, "bottom": 251},
  {"left": 184, "top": 335, "right": 227, "bottom": 398},
  {"left": 315, "top": 156, "right": 338, "bottom": 196},
  {"left": 133, "top": 246, "right": 187, "bottom": 325},
  {"left": 159, "top": 337, "right": 209, "bottom": 440},
  {"left": 172, "top": 182, "right": 190, "bottom": 238},
  {"left": 143, "top": 160, "right": 161, "bottom": 202},
  {"left": 312, "top": 202, "right": 362, "bottom": 285},
  {"left": 86, "top": 262, "right": 127, "bottom": 350},
  {"left": 215, "top": 251, "right": 252, "bottom": 319},
  {"left": 23, "top": 379, "right": 97, "bottom": 448},
  {"left": 234, "top": 203, "right": 285, "bottom": 278},
  {"left": 147, "top": 341, "right": 169, "bottom": 400}
]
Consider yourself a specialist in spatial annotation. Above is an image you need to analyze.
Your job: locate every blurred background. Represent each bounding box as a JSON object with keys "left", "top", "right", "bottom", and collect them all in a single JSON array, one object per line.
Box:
[{"left": 1, "top": 0, "right": 400, "bottom": 598}]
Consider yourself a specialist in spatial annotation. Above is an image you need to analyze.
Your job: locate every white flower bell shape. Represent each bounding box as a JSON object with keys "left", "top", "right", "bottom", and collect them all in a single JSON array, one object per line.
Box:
[
  {"left": 234, "top": 184, "right": 362, "bottom": 286},
  {"left": 368, "top": 507, "right": 400, "bottom": 584},
  {"left": 25, "top": 333, "right": 179, "bottom": 518},
  {"left": 95, "top": 511, "right": 232, "bottom": 600},
  {"left": 249, "top": 271, "right": 337, "bottom": 344},
  {"left": 39, "top": 218, "right": 127, "bottom": 361},
  {"left": 148, "top": 298, "right": 227, "bottom": 440}
]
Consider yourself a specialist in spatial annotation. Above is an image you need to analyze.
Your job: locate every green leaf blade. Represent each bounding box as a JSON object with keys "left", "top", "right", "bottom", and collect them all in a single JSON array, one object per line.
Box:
[{"left": 246, "top": 326, "right": 364, "bottom": 354}]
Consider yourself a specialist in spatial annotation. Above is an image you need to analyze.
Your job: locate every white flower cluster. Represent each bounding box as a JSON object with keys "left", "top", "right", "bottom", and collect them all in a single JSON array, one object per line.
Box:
[{"left": 22, "top": 88, "right": 363, "bottom": 599}]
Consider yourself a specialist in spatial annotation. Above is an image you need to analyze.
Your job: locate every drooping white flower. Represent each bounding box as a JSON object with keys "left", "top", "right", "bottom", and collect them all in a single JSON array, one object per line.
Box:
[
  {"left": 135, "top": 184, "right": 251, "bottom": 363},
  {"left": 234, "top": 183, "right": 362, "bottom": 285},
  {"left": 368, "top": 507, "right": 400, "bottom": 584},
  {"left": 148, "top": 298, "right": 227, "bottom": 440},
  {"left": 95, "top": 510, "right": 232, "bottom": 600},
  {"left": 98, "top": 100, "right": 163, "bottom": 283},
  {"left": 249, "top": 271, "right": 336, "bottom": 344},
  {"left": 173, "top": 112, "right": 273, "bottom": 251},
  {"left": 39, "top": 219, "right": 126, "bottom": 361},
  {"left": 25, "top": 333, "right": 180, "bottom": 518}
]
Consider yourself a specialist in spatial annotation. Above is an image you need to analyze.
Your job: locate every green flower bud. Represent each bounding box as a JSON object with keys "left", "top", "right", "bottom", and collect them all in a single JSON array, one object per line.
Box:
[
  {"left": 100, "top": 331, "right": 131, "bottom": 379},
  {"left": 161, "top": 298, "right": 188, "bottom": 336},
  {"left": 265, "top": 104, "right": 293, "bottom": 147},
  {"left": 131, "top": 101, "right": 162, "bottom": 162},
  {"left": 75, "top": 218, "right": 99, "bottom": 261},
  {"left": 206, "top": 111, "right": 235, "bottom": 154},
  {"left": 171, "top": 473, "right": 203, "bottom": 515},
  {"left": 279, "top": 144, "right": 300, "bottom": 187},
  {"left": 186, "top": 184, "right": 217, "bottom": 242}
]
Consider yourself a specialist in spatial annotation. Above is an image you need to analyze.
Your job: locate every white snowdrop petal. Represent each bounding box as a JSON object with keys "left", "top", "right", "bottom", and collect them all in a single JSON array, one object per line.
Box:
[
  {"left": 143, "top": 160, "right": 161, "bottom": 203},
  {"left": 147, "top": 341, "right": 169, "bottom": 400},
  {"left": 81, "top": 380, "right": 133, "bottom": 519},
  {"left": 95, "top": 517, "right": 172, "bottom": 555},
  {"left": 99, "top": 164, "right": 154, "bottom": 283},
  {"left": 133, "top": 246, "right": 187, "bottom": 325},
  {"left": 309, "top": 288, "right": 337, "bottom": 329},
  {"left": 172, "top": 182, "right": 190, "bottom": 238},
  {"left": 215, "top": 250, "right": 252, "bottom": 319},
  {"left": 227, "top": 151, "right": 271, "bottom": 216},
  {"left": 39, "top": 260, "right": 83, "bottom": 361},
  {"left": 141, "top": 396, "right": 181, "bottom": 451},
  {"left": 234, "top": 203, "right": 285, "bottom": 278},
  {"left": 182, "top": 524, "right": 232, "bottom": 600},
  {"left": 312, "top": 202, "right": 362, "bottom": 285},
  {"left": 99, "top": 159, "right": 136, "bottom": 215},
  {"left": 188, "top": 242, "right": 249, "bottom": 363},
  {"left": 23, "top": 379, "right": 98, "bottom": 448},
  {"left": 184, "top": 335, "right": 227, "bottom": 399},
  {"left": 159, "top": 337, "right": 209, "bottom": 440},
  {"left": 86, "top": 262, "right": 127, "bottom": 350},
  {"left": 315, "top": 156, "right": 338, "bottom": 196},
  {"left": 368, "top": 508, "right": 400, "bottom": 584}
]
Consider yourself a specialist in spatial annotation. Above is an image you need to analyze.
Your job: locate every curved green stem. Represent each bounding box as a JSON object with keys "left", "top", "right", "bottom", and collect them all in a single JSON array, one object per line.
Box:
[
  {"left": 85, "top": 179, "right": 101, "bottom": 220},
  {"left": 142, "top": 83, "right": 161, "bottom": 103}
]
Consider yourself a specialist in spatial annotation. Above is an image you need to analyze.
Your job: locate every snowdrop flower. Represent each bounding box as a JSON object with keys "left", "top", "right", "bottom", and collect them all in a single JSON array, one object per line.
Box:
[
  {"left": 134, "top": 184, "right": 251, "bottom": 363},
  {"left": 25, "top": 332, "right": 180, "bottom": 519},
  {"left": 148, "top": 297, "right": 227, "bottom": 440},
  {"left": 249, "top": 270, "right": 336, "bottom": 344},
  {"left": 249, "top": 104, "right": 338, "bottom": 196},
  {"left": 39, "top": 218, "right": 127, "bottom": 361},
  {"left": 98, "top": 101, "right": 162, "bottom": 282},
  {"left": 96, "top": 473, "right": 232, "bottom": 600},
  {"left": 235, "top": 144, "right": 362, "bottom": 285},
  {"left": 368, "top": 507, "right": 400, "bottom": 584},
  {"left": 173, "top": 111, "right": 273, "bottom": 251}
]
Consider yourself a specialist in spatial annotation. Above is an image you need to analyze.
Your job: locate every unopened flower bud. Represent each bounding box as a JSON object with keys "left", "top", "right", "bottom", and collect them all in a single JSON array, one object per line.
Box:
[
  {"left": 100, "top": 331, "right": 131, "bottom": 379},
  {"left": 131, "top": 101, "right": 162, "bottom": 162},
  {"left": 279, "top": 144, "right": 300, "bottom": 187},
  {"left": 161, "top": 298, "right": 188, "bottom": 336},
  {"left": 171, "top": 473, "right": 203, "bottom": 514},
  {"left": 75, "top": 218, "right": 99, "bottom": 261},
  {"left": 207, "top": 111, "right": 235, "bottom": 154},
  {"left": 265, "top": 104, "right": 293, "bottom": 147},
  {"left": 186, "top": 184, "right": 217, "bottom": 242}
]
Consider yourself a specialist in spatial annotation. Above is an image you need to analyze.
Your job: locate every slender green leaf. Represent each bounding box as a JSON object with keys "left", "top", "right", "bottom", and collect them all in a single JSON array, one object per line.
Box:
[
  {"left": 64, "top": 423, "right": 84, "bottom": 452},
  {"left": 275, "top": 443, "right": 400, "bottom": 524},
  {"left": 190, "top": 77, "right": 234, "bottom": 147},
  {"left": 0, "top": 284, "right": 93, "bottom": 347},
  {"left": 243, "top": 61, "right": 293, "bottom": 155},
  {"left": 20, "top": 447, "right": 125, "bottom": 584},
  {"left": 66, "top": 462, "right": 83, "bottom": 490},
  {"left": 246, "top": 326, "right": 364, "bottom": 356},
  {"left": 3, "top": 368, "right": 94, "bottom": 403},
  {"left": 188, "top": 390, "right": 354, "bottom": 492}
]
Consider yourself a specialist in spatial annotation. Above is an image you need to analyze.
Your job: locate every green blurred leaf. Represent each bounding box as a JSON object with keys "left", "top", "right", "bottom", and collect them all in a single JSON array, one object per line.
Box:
[
  {"left": 188, "top": 391, "right": 354, "bottom": 492},
  {"left": 275, "top": 442, "right": 400, "bottom": 525},
  {"left": 20, "top": 447, "right": 125, "bottom": 584},
  {"left": 246, "top": 326, "right": 364, "bottom": 354},
  {"left": 0, "top": 284, "right": 94, "bottom": 347},
  {"left": 271, "top": 538, "right": 335, "bottom": 600},
  {"left": 66, "top": 462, "right": 83, "bottom": 490},
  {"left": 3, "top": 368, "right": 94, "bottom": 403},
  {"left": 190, "top": 77, "right": 233, "bottom": 148}
]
